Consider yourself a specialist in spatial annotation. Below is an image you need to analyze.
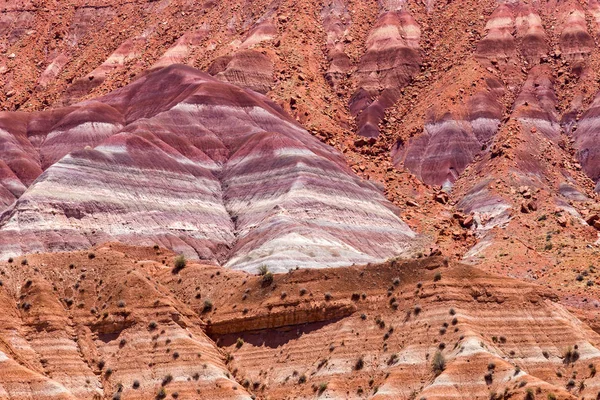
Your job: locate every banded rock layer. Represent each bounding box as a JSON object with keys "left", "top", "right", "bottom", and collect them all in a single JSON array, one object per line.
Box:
[
  {"left": 0, "top": 65, "right": 417, "bottom": 272},
  {"left": 3, "top": 247, "right": 600, "bottom": 400},
  {"left": 190, "top": 255, "right": 600, "bottom": 400}
]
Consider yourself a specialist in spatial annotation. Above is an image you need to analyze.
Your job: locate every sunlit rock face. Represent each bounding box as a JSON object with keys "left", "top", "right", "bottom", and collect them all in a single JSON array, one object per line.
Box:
[{"left": 0, "top": 65, "right": 416, "bottom": 272}]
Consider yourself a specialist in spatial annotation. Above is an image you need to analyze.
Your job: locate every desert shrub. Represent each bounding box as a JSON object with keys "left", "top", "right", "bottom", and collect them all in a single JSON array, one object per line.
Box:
[
  {"left": 161, "top": 374, "right": 173, "bottom": 386},
  {"left": 258, "top": 265, "right": 269, "bottom": 276},
  {"left": 564, "top": 346, "right": 580, "bottom": 364},
  {"left": 298, "top": 374, "right": 307, "bottom": 384},
  {"left": 203, "top": 299, "right": 213, "bottom": 313},
  {"left": 324, "top": 292, "right": 332, "bottom": 301},
  {"left": 148, "top": 321, "right": 158, "bottom": 330},
  {"left": 318, "top": 382, "right": 328, "bottom": 394},
  {"left": 236, "top": 338, "right": 244, "bottom": 349},
  {"left": 542, "top": 351, "right": 549, "bottom": 359},
  {"left": 355, "top": 356, "right": 364, "bottom": 370},
  {"left": 433, "top": 271, "right": 442, "bottom": 281},
  {"left": 132, "top": 380, "right": 140, "bottom": 389},
  {"left": 262, "top": 271, "right": 273, "bottom": 285},
  {"left": 484, "top": 372, "right": 493, "bottom": 384},
  {"left": 566, "top": 379, "right": 575, "bottom": 388},
  {"left": 156, "top": 387, "right": 167, "bottom": 399},
  {"left": 172, "top": 255, "right": 186, "bottom": 273},
  {"left": 432, "top": 351, "right": 445, "bottom": 376}
]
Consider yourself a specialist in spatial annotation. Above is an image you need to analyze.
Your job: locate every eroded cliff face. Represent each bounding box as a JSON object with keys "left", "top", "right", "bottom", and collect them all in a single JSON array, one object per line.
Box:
[{"left": 1, "top": 246, "right": 598, "bottom": 400}]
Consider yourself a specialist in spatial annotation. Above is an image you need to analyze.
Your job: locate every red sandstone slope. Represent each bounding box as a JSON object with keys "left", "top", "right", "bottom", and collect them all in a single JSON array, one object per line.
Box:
[{"left": 1, "top": 245, "right": 600, "bottom": 400}]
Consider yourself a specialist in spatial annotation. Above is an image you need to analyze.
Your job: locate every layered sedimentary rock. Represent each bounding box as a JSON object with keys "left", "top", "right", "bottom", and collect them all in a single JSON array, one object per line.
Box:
[
  {"left": 349, "top": 5, "right": 421, "bottom": 138},
  {"left": 60, "top": 35, "right": 147, "bottom": 105},
  {"left": 559, "top": 7, "right": 593, "bottom": 65},
  {"left": 207, "top": 17, "right": 277, "bottom": 94},
  {"left": 152, "top": 27, "right": 209, "bottom": 69},
  {"left": 3, "top": 246, "right": 600, "bottom": 400},
  {"left": 209, "top": 50, "right": 274, "bottom": 94},
  {"left": 475, "top": 3, "right": 547, "bottom": 76},
  {"left": 392, "top": 76, "right": 504, "bottom": 188},
  {"left": 0, "top": 65, "right": 416, "bottom": 272},
  {"left": 0, "top": 246, "right": 252, "bottom": 400},
  {"left": 513, "top": 66, "right": 560, "bottom": 142},
  {"left": 476, "top": 4, "right": 517, "bottom": 67},
  {"left": 515, "top": 4, "right": 548, "bottom": 64},
  {"left": 189, "top": 256, "right": 600, "bottom": 400}
]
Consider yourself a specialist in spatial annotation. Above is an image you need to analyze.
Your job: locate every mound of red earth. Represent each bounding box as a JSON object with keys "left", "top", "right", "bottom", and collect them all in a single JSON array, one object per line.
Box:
[
  {"left": 0, "top": 245, "right": 599, "bottom": 399},
  {"left": 0, "top": 64, "right": 419, "bottom": 272}
]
